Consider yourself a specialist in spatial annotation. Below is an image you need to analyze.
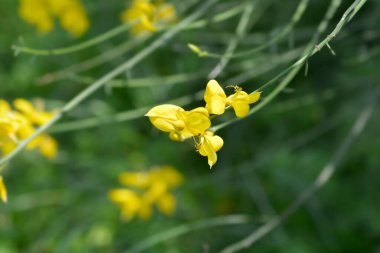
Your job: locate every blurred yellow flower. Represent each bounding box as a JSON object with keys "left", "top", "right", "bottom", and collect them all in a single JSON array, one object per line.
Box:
[
  {"left": 0, "top": 176, "right": 7, "bottom": 203},
  {"left": 19, "top": 0, "right": 54, "bottom": 33},
  {"left": 0, "top": 99, "right": 58, "bottom": 160},
  {"left": 18, "top": 0, "right": 89, "bottom": 37},
  {"left": 121, "top": 0, "right": 177, "bottom": 36},
  {"left": 109, "top": 166, "right": 183, "bottom": 221}
]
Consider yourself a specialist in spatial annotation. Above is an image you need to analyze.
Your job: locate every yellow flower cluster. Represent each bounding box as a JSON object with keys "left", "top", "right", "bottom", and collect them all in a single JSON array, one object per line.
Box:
[
  {"left": 18, "top": 0, "right": 89, "bottom": 37},
  {"left": 108, "top": 166, "right": 183, "bottom": 221},
  {"left": 121, "top": 0, "right": 177, "bottom": 36},
  {"left": 146, "top": 80, "right": 261, "bottom": 168},
  {"left": 0, "top": 99, "right": 58, "bottom": 159}
]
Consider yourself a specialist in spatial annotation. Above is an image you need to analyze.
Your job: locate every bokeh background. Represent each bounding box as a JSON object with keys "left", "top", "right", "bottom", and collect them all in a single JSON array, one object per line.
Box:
[{"left": 1, "top": 0, "right": 380, "bottom": 252}]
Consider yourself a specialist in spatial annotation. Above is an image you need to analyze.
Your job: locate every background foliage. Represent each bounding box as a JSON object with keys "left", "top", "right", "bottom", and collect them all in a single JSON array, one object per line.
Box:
[{"left": 1, "top": 0, "right": 380, "bottom": 252}]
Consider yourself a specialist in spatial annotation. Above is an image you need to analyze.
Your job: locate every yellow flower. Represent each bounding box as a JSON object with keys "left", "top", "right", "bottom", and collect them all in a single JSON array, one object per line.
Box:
[
  {"left": 0, "top": 176, "right": 7, "bottom": 203},
  {"left": 156, "top": 192, "right": 176, "bottom": 215},
  {"left": 108, "top": 189, "right": 143, "bottom": 221},
  {"left": 226, "top": 87, "right": 261, "bottom": 118},
  {"left": 109, "top": 166, "right": 183, "bottom": 221},
  {"left": 34, "top": 134, "right": 58, "bottom": 159},
  {"left": 18, "top": 0, "right": 89, "bottom": 37},
  {"left": 179, "top": 107, "right": 211, "bottom": 139},
  {"left": 119, "top": 171, "right": 151, "bottom": 188},
  {"left": 19, "top": 0, "right": 54, "bottom": 33},
  {"left": 204, "top": 80, "right": 227, "bottom": 115},
  {"left": 13, "top": 99, "right": 55, "bottom": 126},
  {"left": 121, "top": 0, "right": 176, "bottom": 36},
  {"left": 196, "top": 131, "right": 224, "bottom": 168},
  {"left": 0, "top": 99, "right": 58, "bottom": 160},
  {"left": 0, "top": 100, "right": 28, "bottom": 140},
  {"left": 145, "top": 104, "right": 185, "bottom": 133},
  {"left": 59, "top": 3, "right": 89, "bottom": 37},
  {"left": 151, "top": 165, "right": 183, "bottom": 187}
]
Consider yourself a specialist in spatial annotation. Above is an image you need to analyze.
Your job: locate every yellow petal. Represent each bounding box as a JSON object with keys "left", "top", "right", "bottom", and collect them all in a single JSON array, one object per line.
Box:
[
  {"left": 203, "top": 138, "right": 217, "bottom": 168},
  {"left": 204, "top": 80, "right": 226, "bottom": 115},
  {"left": 14, "top": 99, "right": 34, "bottom": 114},
  {"left": 249, "top": 91, "right": 261, "bottom": 104},
  {"left": 231, "top": 101, "right": 250, "bottom": 118},
  {"left": 0, "top": 176, "right": 8, "bottom": 203},
  {"left": 146, "top": 104, "right": 185, "bottom": 132},
  {"left": 181, "top": 107, "right": 211, "bottom": 136},
  {"left": 206, "top": 96, "right": 226, "bottom": 115},
  {"left": 206, "top": 133, "right": 224, "bottom": 152},
  {"left": 156, "top": 193, "right": 176, "bottom": 215}
]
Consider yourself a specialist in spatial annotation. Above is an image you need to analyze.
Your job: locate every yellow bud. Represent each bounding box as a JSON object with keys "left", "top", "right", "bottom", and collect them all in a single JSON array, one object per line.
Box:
[{"left": 187, "top": 43, "right": 209, "bottom": 57}]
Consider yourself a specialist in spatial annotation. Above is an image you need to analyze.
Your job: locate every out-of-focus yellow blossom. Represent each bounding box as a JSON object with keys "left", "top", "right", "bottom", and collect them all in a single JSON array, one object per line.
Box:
[
  {"left": 204, "top": 80, "right": 227, "bottom": 115},
  {"left": 226, "top": 86, "right": 261, "bottom": 118},
  {"left": 121, "top": 0, "right": 177, "bottom": 36},
  {"left": 0, "top": 99, "right": 58, "bottom": 159},
  {"left": 58, "top": 3, "right": 89, "bottom": 37},
  {"left": 196, "top": 131, "right": 224, "bottom": 168},
  {"left": 108, "top": 166, "right": 183, "bottom": 221},
  {"left": 18, "top": 0, "right": 89, "bottom": 37},
  {"left": 14, "top": 99, "right": 55, "bottom": 126},
  {"left": 0, "top": 176, "right": 7, "bottom": 203},
  {"left": 19, "top": 0, "right": 54, "bottom": 33},
  {"left": 146, "top": 80, "right": 262, "bottom": 168}
]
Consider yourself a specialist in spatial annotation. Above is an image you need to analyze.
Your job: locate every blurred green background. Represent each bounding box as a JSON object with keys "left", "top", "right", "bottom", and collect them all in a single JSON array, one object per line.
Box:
[{"left": 1, "top": 0, "right": 380, "bottom": 252}]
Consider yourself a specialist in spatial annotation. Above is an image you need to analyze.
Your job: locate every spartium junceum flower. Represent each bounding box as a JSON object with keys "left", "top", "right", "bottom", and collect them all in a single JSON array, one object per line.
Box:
[
  {"left": 121, "top": 0, "right": 177, "bottom": 36},
  {"left": 18, "top": 0, "right": 89, "bottom": 37},
  {"left": 205, "top": 80, "right": 261, "bottom": 118},
  {"left": 0, "top": 99, "right": 58, "bottom": 159},
  {"left": 146, "top": 80, "right": 261, "bottom": 168},
  {"left": 108, "top": 166, "right": 183, "bottom": 221}
]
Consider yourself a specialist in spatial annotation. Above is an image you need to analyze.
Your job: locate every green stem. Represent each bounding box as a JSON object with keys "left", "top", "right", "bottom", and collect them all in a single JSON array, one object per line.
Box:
[
  {"left": 68, "top": 71, "right": 204, "bottom": 88},
  {"left": 0, "top": 0, "right": 218, "bottom": 166},
  {"left": 37, "top": 35, "right": 150, "bottom": 85},
  {"left": 203, "top": 0, "right": 310, "bottom": 59},
  {"left": 12, "top": 23, "right": 133, "bottom": 56},
  {"left": 183, "top": 2, "right": 246, "bottom": 30},
  {"left": 208, "top": 0, "right": 258, "bottom": 79}
]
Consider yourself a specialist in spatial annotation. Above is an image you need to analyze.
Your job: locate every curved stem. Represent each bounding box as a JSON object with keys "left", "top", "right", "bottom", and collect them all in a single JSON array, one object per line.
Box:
[{"left": 12, "top": 23, "right": 133, "bottom": 56}]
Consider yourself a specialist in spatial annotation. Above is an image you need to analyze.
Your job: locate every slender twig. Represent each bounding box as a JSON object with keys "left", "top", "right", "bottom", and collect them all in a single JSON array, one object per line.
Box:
[
  {"left": 208, "top": 0, "right": 257, "bottom": 79},
  {"left": 12, "top": 22, "right": 134, "bottom": 56},
  {"left": 220, "top": 85, "right": 379, "bottom": 253}
]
